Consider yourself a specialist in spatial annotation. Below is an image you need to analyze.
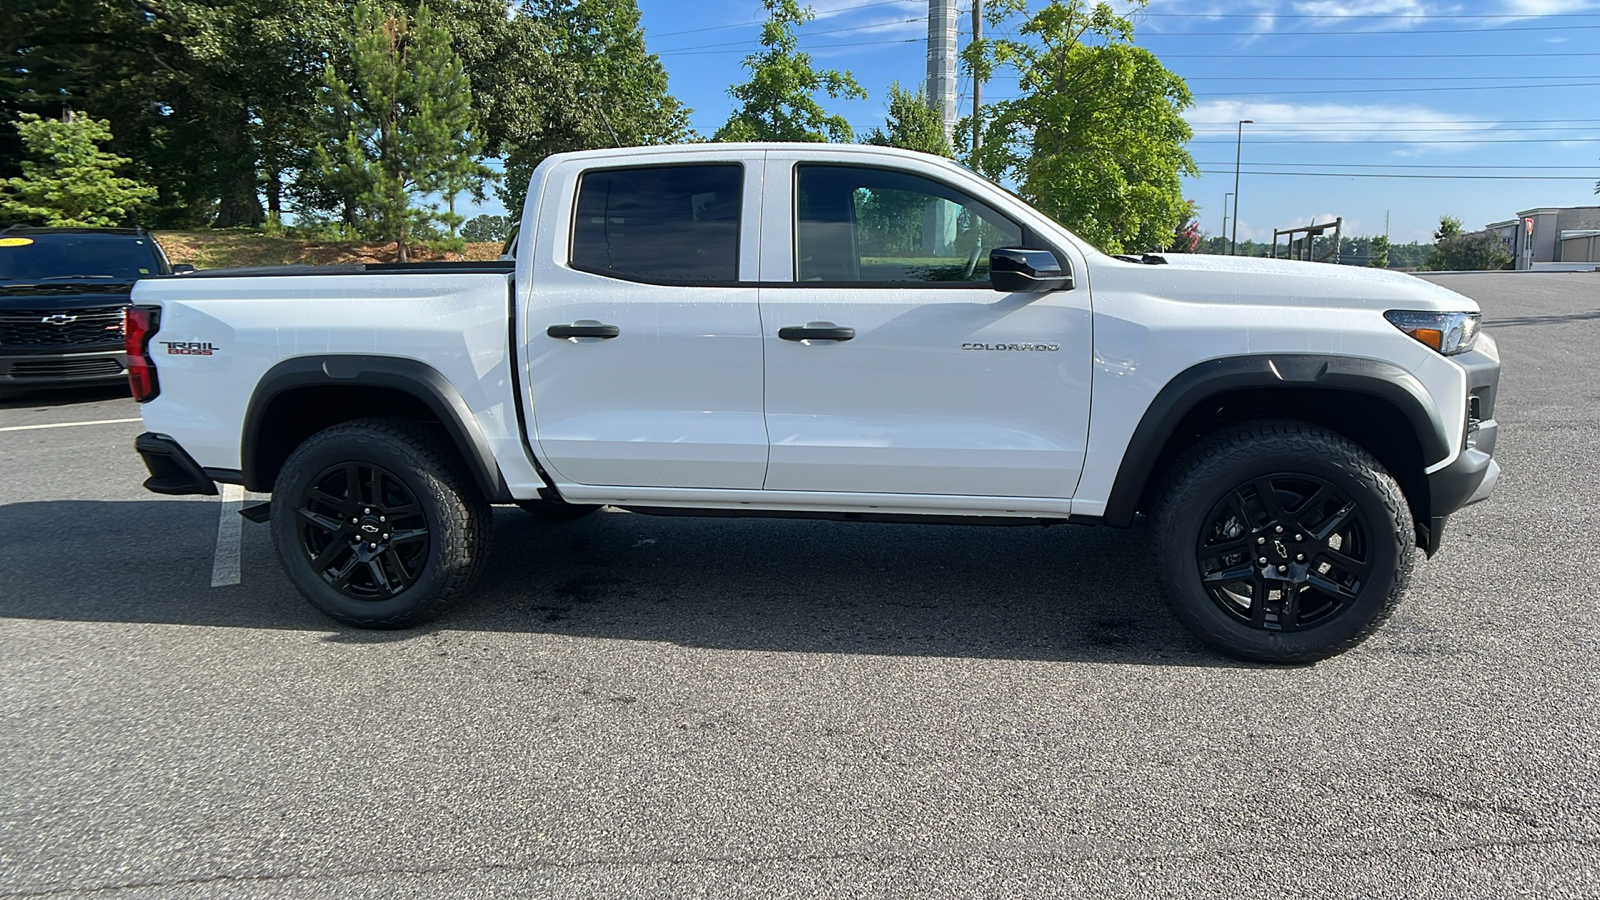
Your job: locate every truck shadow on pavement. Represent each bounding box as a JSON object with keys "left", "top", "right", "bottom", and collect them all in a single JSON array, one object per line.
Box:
[{"left": 0, "top": 500, "right": 1233, "bottom": 667}]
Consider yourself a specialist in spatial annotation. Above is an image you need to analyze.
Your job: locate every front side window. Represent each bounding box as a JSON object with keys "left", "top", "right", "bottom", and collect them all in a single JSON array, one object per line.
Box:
[
  {"left": 570, "top": 164, "right": 742, "bottom": 284},
  {"left": 795, "top": 165, "right": 1023, "bottom": 284}
]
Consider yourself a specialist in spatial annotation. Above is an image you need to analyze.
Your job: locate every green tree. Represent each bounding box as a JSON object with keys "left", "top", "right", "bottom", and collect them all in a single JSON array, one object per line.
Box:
[
  {"left": 316, "top": 0, "right": 488, "bottom": 261},
  {"left": 1367, "top": 234, "right": 1391, "bottom": 268},
  {"left": 964, "top": 0, "right": 1196, "bottom": 255},
  {"left": 1433, "top": 215, "right": 1463, "bottom": 241},
  {"left": 0, "top": 112, "right": 156, "bottom": 226},
  {"left": 1429, "top": 232, "right": 1510, "bottom": 271},
  {"left": 495, "top": 0, "right": 690, "bottom": 212},
  {"left": 864, "top": 82, "right": 952, "bottom": 157},
  {"left": 461, "top": 213, "right": 510, "bottom": 242},
  {"left": 714, "top": 0, "right": 866, "bottom": 143}
]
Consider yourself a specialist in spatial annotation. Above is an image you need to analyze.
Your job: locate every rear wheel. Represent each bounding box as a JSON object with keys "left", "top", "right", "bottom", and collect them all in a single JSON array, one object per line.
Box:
[
  {"left": 271, "top": 418, "right": 491, "bottom": 628},
  {"left": 1151, "top": 420, "right": 1414, "bottom": 663}
]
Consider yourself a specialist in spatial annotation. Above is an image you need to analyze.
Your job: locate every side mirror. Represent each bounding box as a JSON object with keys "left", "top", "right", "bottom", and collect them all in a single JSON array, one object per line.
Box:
[
  {"left": 171, "top": 264, "right": 195, "bottom": 274},
  {"left": 990, "top": 248, "right": 1072, "bottom": 293}
]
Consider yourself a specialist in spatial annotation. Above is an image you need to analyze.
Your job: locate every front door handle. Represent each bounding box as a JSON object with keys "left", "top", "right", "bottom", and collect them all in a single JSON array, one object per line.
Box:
[
  {"left": 547, "top": 322, "right": 620, "bottom": 339},
  {"left": 778, "top": 323, "right": 855, "bottom": 342}
]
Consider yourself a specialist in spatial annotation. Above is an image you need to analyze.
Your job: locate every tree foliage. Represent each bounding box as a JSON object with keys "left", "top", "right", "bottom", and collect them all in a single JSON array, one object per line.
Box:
[
  {"left": 316, "top": 0, "right": 488, "bottom": 261},
  {"left": 496, "top": 0, "right": 691, "bottom": 213},
  {"left": 4, "top": 0, "right": 688, "bottom": 229},
  {"left": 865, "top": 83, "right": 952, "bottom": 158},
  {"left": 1367, "top": 234, "right": 1390, "bottom": 268},
  {"left": 1433, "top": 215, "right": 1464, "bottom": 241},
  {"left": 715, "top": 0, "right": 866, "bottom": 143},
  {"left": 1428, "top": 232, "right": 1510, "bottom": 271},
  {"left": 461, "top": 213, "right": 510, "bottom": 242},
  {"left": 0, "top": 112, "right": 157, "bottom": 226},
  {"left": 964, "top": 0, "right": 1196, "bottom": 254}
]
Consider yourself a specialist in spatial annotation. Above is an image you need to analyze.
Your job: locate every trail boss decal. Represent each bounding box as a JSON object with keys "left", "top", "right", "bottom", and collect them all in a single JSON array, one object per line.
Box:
[
  {"left": 160, "top": 341, "right": 220, "bottom": 356},
  {"left": 961, "top": 342, "right": 1060, "bottom": 352}
]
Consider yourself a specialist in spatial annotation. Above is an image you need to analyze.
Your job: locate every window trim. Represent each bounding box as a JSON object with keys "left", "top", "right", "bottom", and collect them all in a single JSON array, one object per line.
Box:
[
  {"left": 785, "top": 161, "right": 1065, "bottom": 290},
  {"left": 566, "top": 161, "right": 747, "bottom": 288}
]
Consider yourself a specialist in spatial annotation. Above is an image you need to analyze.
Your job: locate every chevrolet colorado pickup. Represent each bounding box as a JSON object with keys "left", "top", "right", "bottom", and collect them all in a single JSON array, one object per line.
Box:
[{"left": 126, "top": 144, "right": 1500, "bottom": 663}]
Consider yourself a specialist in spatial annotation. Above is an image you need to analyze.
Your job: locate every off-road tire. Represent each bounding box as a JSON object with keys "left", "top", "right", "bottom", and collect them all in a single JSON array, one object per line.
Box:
[
  {"left": 271, "top": 417, "right": 492, "bottom": 628},
  {"left": 1150, "top": 419, "right": 1415, "bottom": 664}
]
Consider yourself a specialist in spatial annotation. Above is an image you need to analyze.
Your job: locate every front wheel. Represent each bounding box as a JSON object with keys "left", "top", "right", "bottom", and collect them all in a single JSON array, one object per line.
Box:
[
  {"left": 1151, "top": 420, "right": 1415, "bottom": 664},
  {"left": 270, "top": 418, "right": 492, "bottom": 629}
]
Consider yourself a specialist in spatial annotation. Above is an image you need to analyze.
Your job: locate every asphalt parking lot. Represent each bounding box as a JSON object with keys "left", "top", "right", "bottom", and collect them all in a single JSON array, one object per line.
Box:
[{"left": 2, "top": 272, "right": 1597, "bottom": 898}]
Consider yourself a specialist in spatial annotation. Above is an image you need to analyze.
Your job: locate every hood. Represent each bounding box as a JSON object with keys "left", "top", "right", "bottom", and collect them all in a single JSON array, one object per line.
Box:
[
  {"left": 0, "top": 278, "right": 136, "bottom": 311},
  {"left": 1099, "top": 253, "right": 1476, "bottom": 313}
]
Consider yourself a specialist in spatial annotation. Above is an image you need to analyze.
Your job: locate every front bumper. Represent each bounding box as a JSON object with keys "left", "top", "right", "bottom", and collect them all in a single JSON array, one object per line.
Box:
[
  {"left": 1420, "top": 336, "right": 1501, "bottom": 554},
  {"left": 0, "top": 348, "right": 127, "bottom": 390}
]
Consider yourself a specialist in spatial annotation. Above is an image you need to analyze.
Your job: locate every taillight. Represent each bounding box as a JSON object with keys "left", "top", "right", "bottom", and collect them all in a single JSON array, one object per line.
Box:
[{"left": 124, "top": 305, "right": 161, "bottom": 402}]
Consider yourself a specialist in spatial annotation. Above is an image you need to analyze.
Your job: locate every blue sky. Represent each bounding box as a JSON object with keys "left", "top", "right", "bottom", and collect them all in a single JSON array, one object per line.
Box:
[{"left": 479, "top": 1, "right": 1600, "bottom": 246}]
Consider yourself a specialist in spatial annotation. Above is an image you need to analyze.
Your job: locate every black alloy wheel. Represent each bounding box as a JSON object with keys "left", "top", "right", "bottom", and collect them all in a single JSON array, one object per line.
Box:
[
  {"left": 1151, "top": 420, "right": 1413, "bottom": 663},
  {"left": 271, "top": 418, "right": 491, "bottom": 629},
  {"left": 296, "top": 461, "right": 431, "bottom": 600},
  {"left": 1196, "top": 474, "right": 1371, "bottom": 634}
]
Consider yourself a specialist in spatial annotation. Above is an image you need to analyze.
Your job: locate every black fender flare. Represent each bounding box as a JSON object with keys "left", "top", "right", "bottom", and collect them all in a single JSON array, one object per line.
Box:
[
  {"left": 1100, "top": 354, "right": 1451, "bottom": 528},
  {"left": 241, "top": 355, "right": 511, "bottom": 502}
]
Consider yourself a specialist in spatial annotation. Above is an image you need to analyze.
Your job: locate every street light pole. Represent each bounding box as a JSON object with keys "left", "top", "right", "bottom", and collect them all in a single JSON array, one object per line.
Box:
[
  {"left": 1222, "top": 191, "right": 1233, "bottom": 254},
  {"left": 1231, "top": 119, "right": 1252, "bottom": 256}
]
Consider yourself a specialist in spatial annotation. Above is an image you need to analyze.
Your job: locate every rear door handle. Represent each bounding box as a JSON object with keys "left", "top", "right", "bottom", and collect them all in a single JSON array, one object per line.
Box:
[
  {"left": 778, "top": 323, "right": 855, "bottom": 342},
  {"left": 547, "top": 322, "right": 620, "bottom": 339}
]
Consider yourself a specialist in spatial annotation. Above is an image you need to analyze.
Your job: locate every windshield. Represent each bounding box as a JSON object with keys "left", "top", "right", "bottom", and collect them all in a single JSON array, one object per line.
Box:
[{"left": 0, "top": 233, "right": 165, "bottom": 281}]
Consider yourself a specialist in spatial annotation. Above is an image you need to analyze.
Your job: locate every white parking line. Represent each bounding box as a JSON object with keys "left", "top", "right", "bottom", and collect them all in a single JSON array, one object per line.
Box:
[
  {"left": 0, "top": 417, "right": 143, "bottom": 433},
  {"left": 211, "top": 484, "right": 246, "bottom": 587}
]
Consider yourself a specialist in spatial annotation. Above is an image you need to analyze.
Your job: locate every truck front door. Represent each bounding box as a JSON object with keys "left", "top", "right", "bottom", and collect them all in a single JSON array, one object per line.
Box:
[{"left": 757, "top": 158, "right": 1092, "bottom": 499}]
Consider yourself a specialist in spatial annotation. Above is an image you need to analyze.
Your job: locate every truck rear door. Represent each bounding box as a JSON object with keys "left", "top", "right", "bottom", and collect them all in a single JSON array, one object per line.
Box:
[{"left": 520, "top": 152, "right": 768, "bottom": 490}]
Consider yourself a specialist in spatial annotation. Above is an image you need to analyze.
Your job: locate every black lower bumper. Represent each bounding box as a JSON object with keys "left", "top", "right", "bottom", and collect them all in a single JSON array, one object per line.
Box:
[
  {"left": 135, "top": 432, "right": 218, "bottom": 496},
  {"left": 0, "top": 349, "right": 127, "bottom": 391}
]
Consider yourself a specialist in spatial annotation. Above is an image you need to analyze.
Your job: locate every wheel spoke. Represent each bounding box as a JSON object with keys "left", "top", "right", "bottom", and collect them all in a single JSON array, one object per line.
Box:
[
  {"left": 1203, "top": 562, "right": 1256, "bottom": 585},
  {"left": 309, "top": 536, "right": 351, "bottom": 571},
  {"left": 1319, "top": 546, "right": 1370, "bottom": 577},
  {"left": 327, "top": 554, "right": 362, "bottom": 589},
  {"left": 1252, "top": 477, "right": 1290, "bottom": 523},
  {"left": 344, "top": 463, "right": 364, "bottom": 507},
  {"left": 1250, "top": 578, "right": 1271, "bottom": 627},
  {"left": 309, "top": 487, "right": 349, "bottom": 514},
  {"left": 1291, "top": 485, "right": 1327, "bottom": 527},
  {"left": 388, "top": 527, "right": 428, "bottom": 545},
  {"left": 1310, "top": 502, "right": 1357, "bottom": 541},
  {"left": 1280, "top": 584, "right": 1302, "bottom": 631},
  {"left": 297, "top": 507, "right": 346, "bottom": 536},
  {"left": 382, "top": 548, "right": 416, "bottom": 589},
  {"left": 366, "top": 559, "right": 392, "bottom": 594},
  {"left": 1306, "top": 571, "right": 1360, "bottom": 601},
  {"left": 1201, "top": 535, "right": 1252, "bottom": 558}
]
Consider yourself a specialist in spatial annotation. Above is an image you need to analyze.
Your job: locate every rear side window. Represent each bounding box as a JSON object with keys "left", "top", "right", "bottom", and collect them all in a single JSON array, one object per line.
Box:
[{"left": 570, "top": 164, "right": 742, "bottom": 284}]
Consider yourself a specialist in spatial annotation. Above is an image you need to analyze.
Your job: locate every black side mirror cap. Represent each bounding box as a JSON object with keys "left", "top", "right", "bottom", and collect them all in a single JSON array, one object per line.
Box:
[
  {"left": 990, "top": 248, "right": 1073, "bottom": 293},
  {"left": 171, "top": 264, "right": 195, "bottom": 274}
]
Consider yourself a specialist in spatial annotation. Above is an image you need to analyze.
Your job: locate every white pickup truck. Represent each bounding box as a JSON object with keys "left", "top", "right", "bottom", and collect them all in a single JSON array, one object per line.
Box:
[{"left": 127, "top": 143, "right": 1500, "bottom": 662}]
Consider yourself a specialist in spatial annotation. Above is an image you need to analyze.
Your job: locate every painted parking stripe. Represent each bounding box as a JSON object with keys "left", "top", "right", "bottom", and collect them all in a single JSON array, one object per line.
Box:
[
  {"left": 0, "top": 417, "right": 143, "bottom": 433},
  {"left": 211, "top": 483, "right": 246, "bottom": 588}
]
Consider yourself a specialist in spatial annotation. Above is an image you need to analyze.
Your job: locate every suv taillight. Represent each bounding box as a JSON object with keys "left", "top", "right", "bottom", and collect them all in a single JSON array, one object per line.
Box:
[{"left": 124, "top": 306, "right": 160, "bottom": 402}]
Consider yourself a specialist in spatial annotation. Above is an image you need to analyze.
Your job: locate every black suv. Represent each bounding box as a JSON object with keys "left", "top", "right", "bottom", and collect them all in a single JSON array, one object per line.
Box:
[{"left": 0, "top": 227, "right": 190, "bottom": 396}]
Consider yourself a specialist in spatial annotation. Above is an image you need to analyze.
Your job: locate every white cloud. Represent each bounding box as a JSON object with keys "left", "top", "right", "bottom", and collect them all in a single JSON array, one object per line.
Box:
[
  {"left": 1140, "top": 0, "right": 1600, "bottom": 31},
  {"left": 1185, "top": 100, "right": 1496, "bottom": 147}
]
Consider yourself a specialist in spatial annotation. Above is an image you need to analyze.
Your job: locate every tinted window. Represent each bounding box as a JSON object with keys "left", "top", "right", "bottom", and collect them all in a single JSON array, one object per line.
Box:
[
  {"left": 0, "top": 233, "right": 165, "bottom": 281},
  {"left": 571, "top": 165, "right": 742, "bottom": 283},
  {"left": 795, "top": 165, "right": 1023, "bottom": 284}
]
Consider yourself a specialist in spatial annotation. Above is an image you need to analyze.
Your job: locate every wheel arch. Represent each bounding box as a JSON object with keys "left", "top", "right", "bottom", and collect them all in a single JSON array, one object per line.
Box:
[
  {"left": 241, "top": 355, "right": 511, "bottom": 502},
  {"left": 1102, "top": 355, "right": 1452, "bottom": 543}
]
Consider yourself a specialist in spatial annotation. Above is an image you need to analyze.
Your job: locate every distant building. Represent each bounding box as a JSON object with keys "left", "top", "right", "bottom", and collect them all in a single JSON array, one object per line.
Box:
[{"left": 1485, "top": 206, "right": 1600, "bottom": 270}]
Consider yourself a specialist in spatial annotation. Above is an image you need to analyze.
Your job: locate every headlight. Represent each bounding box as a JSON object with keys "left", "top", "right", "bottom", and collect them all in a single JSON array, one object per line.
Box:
[{"left": 1383, "top": 310, "right": 1481, "bottom": 356}]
